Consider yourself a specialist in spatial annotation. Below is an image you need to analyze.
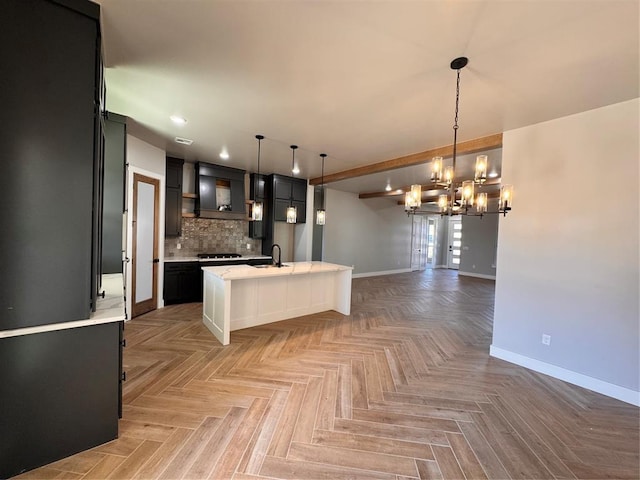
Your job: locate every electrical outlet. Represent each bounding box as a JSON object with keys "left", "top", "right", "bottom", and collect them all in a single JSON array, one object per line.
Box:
[
  {"left": 176, "top": 243, "right": 181, "bottom": 250},
  {"left": 542, "top": 334, "right": 551, "bottom": 346},
  {"left": 246, "top": 243, "right": 251, "bottom": 250}
]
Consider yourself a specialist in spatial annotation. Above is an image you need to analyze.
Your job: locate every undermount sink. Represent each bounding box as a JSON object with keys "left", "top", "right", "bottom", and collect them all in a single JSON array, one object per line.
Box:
[{"left": 253, "top": 264, "right": 290, "bottom": 269}]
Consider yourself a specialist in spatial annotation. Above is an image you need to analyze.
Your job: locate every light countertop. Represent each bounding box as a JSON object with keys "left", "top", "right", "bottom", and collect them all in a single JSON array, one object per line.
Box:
[{"left": 202, "top": 261, "right": 352, "bottom": 280}]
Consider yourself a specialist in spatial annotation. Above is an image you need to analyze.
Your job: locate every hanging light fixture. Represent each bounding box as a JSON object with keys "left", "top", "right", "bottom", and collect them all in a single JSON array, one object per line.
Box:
[
  {"left": 410, "top": 57, "right": 513, "bottom": 217},
  {"left": 316, "top": 153, "right": 327, "bottom": 225},
  {"left": 251, "top": 134, "right": 264, "bottom": 221},
  {"left": 404, "top": 184, "right": 422, "bottom": 211},
  {"left": 286, "top": 145, "right": 298, "bottom": 224}
]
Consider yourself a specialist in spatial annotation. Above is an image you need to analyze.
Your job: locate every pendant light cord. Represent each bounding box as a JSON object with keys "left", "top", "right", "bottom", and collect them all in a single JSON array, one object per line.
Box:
[
  {"left": 255, "top": 134, "right": 264, "bottom": 201},
  {"left": 320, "top": 154, "right": 326, "bottom": 210},
  {"left": 451, "top": 67, "right": 462, "bottom": 208}
]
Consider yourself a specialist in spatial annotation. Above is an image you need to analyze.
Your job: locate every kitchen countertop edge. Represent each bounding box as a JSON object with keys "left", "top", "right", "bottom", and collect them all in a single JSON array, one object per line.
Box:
[{"left": 202, "top": 261, "right": 353, "bottom": 280}]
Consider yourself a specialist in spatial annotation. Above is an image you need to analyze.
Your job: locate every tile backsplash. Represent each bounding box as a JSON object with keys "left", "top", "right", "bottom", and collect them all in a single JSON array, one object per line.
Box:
[{"left": 165, "top": 218, "right": 262, "bottom": 257}]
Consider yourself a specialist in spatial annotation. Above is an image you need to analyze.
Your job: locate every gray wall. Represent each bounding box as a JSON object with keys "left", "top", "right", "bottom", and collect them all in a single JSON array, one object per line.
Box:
[
  {"left": 492, "top": 99, "right": 639, "bottom": 402},
  {"left": 459, "top": 203, "right": 499, "bottom": 278},
  {"left": 323, "top": 189, "right": 412, "bottom": 275}
]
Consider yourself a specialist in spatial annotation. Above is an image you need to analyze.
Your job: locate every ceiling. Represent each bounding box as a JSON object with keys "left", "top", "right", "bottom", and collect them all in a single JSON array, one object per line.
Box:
[{"left": 97, "top": 0, "right": 639, "bottom": 195}]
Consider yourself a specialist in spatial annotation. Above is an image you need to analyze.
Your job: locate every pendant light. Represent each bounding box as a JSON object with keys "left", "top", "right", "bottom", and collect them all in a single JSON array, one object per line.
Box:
[
  {"left": 286, "top": 145, "right": 298, "bottom": 224},
  {"left": 251, "top": 134, "right": 264, "bottom": 221},
  {"left": 316, "top": 153, "right": 327, "bottom": 225}
]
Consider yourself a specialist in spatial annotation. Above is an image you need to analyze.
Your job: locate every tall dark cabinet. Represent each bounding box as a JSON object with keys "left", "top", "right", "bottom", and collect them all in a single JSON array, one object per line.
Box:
[
  {"left": 103, "top": 112, "right": 127, "bottom": 273},
  {"left": 0, "top": 1, "right": 123, "bottom": 477},
  {"left": 262, "top": 174, "right": 307, "bottom": 255},
  {"left": 166, "top": 156, "right": 184, "bottom": 236}
]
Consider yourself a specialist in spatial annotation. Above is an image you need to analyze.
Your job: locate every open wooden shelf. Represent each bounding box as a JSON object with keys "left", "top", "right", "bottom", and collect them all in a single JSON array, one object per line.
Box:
[{"left": 182, "top": 192, "right": 197, "bottom": 199}]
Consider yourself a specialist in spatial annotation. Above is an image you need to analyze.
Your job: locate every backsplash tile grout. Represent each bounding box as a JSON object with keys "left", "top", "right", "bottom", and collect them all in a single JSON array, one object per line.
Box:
[{"left": 165, "top": 218, "right": 261, "bottom": 257}]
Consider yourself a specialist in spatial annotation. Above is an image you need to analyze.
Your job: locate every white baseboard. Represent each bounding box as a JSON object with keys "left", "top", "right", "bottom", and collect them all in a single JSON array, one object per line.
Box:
[
  {"left": 352, "top": 268, "right": 412, "bottom": 279},
  {"left": 458, "top": 271, "right": 496, "bottom": 280},
  {"left": 490, "top": 345, "right": 640, "bottom": 406}
]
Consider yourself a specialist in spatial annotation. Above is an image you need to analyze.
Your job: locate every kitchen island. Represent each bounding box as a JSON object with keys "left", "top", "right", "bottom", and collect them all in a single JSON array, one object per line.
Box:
[{"left": 202, "top": 262, "right": 352, "bottom": 345}]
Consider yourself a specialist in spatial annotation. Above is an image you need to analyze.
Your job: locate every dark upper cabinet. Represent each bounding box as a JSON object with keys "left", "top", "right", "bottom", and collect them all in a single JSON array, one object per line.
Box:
[
  {"left": 274, "top": 198, "right": 290, "bottom": 222},
  {"left": 274, "top": 176, "right": 292, "bottom": 200},
  {"left": 292, "top": 180, "right": 307, "bottom": 202},
  {"left": 1, "top": 0, "right": 102, "bottom": 329},
  {"left": 195, "top": 162, "right": 246, "bottom": 217},
  {"left": 268, "top": 174, "right": 307, "bottom": 224},
  {"left": 249, "top": 173, "right": 265, "bottom": 239},
  {"left": 103, "top": 112, "right": 126, "bottom": 274},
  {"left": 165, "top": 157, "right": 184, "bottom": 237},
  {"left": 166, "top": 157, "right": 183, "bottom": 189}
]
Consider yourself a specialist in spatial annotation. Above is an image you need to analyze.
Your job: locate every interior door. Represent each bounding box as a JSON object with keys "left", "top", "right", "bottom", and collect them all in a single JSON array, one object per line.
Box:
[
  {"left": 410, "top": 216, "right": 428, "bottom": 271},
  {"left": 426, "top": 217, "right": 437, "bottom": 268},
  {"left": 131, "top": 173, "right": 160, "bottom": 317},
  {"left": 447, "top": 216, "right": 462, "bottom": 270}
]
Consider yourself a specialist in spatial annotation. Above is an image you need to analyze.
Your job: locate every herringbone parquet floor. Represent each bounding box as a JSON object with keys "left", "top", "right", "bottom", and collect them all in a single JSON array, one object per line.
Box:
[{"left": 17, "top": 270, "right": 639, "bottom": 479}]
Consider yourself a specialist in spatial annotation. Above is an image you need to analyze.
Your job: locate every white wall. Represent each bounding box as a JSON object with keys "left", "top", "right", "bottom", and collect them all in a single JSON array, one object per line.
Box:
[
  {"left": 492, "top": 99, "right": 639, "bottom": 405},
  {"left": 125, "top": 135, "right": 166, "bottom": 316},
  {"left": 323, "top": 188, "right": 412, "bottom": 276}
]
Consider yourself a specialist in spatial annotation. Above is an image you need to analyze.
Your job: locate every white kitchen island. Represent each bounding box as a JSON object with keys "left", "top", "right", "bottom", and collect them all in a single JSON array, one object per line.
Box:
[{"left": 202, "top": 261, "right": 352, "bottom": 345}]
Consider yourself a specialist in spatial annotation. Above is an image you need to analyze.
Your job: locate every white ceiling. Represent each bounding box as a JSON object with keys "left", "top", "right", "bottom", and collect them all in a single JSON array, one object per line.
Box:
[{"left": 97, "top": 0, "right": 639, "bottom": 194}]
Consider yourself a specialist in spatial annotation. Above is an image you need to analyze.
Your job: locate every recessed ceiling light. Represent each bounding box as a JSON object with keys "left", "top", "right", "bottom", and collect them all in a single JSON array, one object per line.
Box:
[
  {"left": 174, "top": 136, "right": 193, "bottom": 145},
  {"left": 219, "top": 149, "right": 230, "bottom": 160},
  {"left": 170, "top": 115, "right": 187, "bottom": 125}
]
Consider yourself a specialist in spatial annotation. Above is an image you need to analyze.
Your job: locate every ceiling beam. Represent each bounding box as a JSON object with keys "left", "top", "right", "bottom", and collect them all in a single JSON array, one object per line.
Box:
[
  {"left": 360, "top": 177, "right": 502, "bottom": 199},
  {"left": 309, "top": 133, "right": 502, "bottom": 186}
]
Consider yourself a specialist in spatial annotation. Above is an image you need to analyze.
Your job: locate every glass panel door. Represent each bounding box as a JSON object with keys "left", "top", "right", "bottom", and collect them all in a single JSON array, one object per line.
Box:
[{"left": 447, "top": 217, "right": 462, "bottom": 270}]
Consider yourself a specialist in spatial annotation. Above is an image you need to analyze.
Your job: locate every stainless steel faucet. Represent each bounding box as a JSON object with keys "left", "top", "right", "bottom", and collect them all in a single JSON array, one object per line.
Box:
[{"left": 270, "top": 243, "right": 282, "bottom": 268}]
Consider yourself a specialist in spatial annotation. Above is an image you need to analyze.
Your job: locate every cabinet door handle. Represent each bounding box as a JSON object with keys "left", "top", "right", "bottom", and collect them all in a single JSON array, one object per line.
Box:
[{"left": 153, "top": 258, "right": 160, "bottom": 263}]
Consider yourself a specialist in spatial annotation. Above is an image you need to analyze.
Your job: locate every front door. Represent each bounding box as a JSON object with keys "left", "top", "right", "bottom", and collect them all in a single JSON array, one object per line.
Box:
[
  {"left": 131, "top": 173, "right": 160, "bottom": 317},
  {"left": 447, "top": 216, "right": 462, "bottom": 270}
]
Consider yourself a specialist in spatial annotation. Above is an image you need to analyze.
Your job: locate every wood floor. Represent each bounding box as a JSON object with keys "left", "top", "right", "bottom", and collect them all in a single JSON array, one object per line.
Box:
[{"left": 17, "top": 269, "right": 639, "bottom": 479}]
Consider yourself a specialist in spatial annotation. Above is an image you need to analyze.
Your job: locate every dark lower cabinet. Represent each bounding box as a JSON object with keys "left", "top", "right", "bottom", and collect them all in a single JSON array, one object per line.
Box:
[
  {"left": 0, "top": 322, "right": 123, "bottom": 479},
  {"left": 164, "top": 259, "right": 272, "bottom": 305},
  {"left": 164, "top": 262, "right": 201, "bottom": 305}
]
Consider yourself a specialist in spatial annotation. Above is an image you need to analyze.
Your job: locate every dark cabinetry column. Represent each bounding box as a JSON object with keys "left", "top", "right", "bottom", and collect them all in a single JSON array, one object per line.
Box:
[
  {"left": 249, "top": 173, "right": 265, "bottom": 239},
  {"left": 165, "top": 157, "right": 184, "bottom": 237},
  {"left": 1, "top": 0, "right": 101, "bottom": 329},
  {"left": 262, "top": 174, "right": 308, "bottom": 254},
  {"left": 103, "top": 112, "right": 126, "bottom": 273}
]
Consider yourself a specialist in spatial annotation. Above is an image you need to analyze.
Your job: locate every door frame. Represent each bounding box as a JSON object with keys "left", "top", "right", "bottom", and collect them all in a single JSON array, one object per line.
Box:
[
  {"left": 123, "top": 165, "right": 165, "bottom": 319},
  {"left": 130, "top": 172, "right": 160, "bottom": 318}
]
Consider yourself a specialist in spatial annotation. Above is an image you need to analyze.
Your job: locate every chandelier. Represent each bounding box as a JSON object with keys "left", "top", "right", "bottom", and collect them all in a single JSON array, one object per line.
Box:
[{"left": 405, "top": 57, "right": 513, "bottom": 216}]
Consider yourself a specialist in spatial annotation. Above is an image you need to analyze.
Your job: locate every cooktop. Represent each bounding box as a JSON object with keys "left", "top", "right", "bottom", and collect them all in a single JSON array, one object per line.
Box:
[{"left": 197, "top": 253, "right": 242, "bottom": 259}]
